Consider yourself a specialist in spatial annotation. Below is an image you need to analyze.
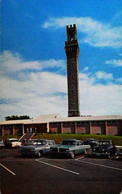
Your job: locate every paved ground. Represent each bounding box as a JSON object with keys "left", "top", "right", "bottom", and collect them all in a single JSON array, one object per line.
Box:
[{"left": 0, "top": 148, "right": 122, "bottom": 194}]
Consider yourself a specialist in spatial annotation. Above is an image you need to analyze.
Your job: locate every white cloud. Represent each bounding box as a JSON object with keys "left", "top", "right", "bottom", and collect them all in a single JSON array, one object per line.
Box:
[
  {"left": 0, "top": 51, "right": 122, "bottom": 120},
  {"left": 95, "top": 71, "right": 113, "bottom": 80},
  {"left": 116, "top": 78, "right": 122, "bottom": 83},
  {"left": 0, "top": 70, "right": 67, "bottom": 120},
  {"left": 82, "top": 67, "right": 89, "bottom": 71},
  {"left": 79, "top": 83, "right": 122, "bottom": 116},
  {"left": 43, "top": 17, "right": 122, "bottom": 48},
  {"left": 105, "top": 59, "right": 122, "bottom": 67},
  {"left": 0, "top": 51, "right": 65, "bottom": 75}
]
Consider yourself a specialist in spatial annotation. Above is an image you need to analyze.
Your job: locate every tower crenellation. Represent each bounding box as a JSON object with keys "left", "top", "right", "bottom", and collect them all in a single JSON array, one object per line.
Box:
[{"left": 66, "top": 24, "right": 77, "bottom": 43}]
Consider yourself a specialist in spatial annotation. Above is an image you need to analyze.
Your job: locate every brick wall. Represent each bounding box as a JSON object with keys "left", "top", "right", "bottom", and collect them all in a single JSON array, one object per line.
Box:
[
  {"left": 92, "top": 126, "right": 101, "bottom": 135},
  {"left": 107, "top": 126, "right": 118, "bottom": 135},
  {"left": 77, "top": 127, "right": 85, "bottom": 134}
]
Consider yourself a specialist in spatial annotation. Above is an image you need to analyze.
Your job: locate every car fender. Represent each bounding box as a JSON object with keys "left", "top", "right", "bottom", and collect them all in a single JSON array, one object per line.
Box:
[{"left": 69, "top": 148, "right": 76, "bottom": 154}]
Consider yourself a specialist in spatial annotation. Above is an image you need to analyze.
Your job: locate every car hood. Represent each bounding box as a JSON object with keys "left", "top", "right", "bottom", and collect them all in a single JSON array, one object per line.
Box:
[
  {"left": 94, "top": 145, "right": 109, "bottom": 149},
  {"left": 52, "top": 144, "right": 74, "bottom": 149},
  {"left": 20, "top": 145, "right": 44, "bottom": 150}
]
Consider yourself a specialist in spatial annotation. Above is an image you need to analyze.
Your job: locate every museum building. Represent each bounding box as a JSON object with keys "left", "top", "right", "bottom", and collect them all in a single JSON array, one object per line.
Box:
[{"left": 0, "top": 114, "right": 122, "bottom": 136}]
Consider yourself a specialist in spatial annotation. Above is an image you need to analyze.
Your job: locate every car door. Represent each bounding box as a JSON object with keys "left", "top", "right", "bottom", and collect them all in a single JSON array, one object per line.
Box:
[
  {"left": 45, "top": 142, "right": 51, "bottom": 153},
  {"left": 79, "top": 141, "right": 85, "bottom": 154},
  {"left": 75, "top": 141, "right": 83, "bottom": 154}
]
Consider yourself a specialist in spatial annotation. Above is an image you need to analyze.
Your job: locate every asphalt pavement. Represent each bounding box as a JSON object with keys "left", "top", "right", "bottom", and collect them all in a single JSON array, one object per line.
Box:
[{"left": 0, "top": 148, "right": 122, "bottom": 194}]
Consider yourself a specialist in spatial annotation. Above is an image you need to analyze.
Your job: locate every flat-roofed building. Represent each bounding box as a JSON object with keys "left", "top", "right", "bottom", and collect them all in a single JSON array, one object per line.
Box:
[{"left": 0, "top": 114, "right": 122, "bottom": 136}]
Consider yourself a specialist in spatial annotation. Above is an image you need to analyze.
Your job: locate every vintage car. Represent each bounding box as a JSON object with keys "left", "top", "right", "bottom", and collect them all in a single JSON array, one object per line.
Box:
[
  {"left": 23, "top": 139, "right": 40, "bottom": 146},
  {"left": 84, "top": 138, "right": 99, "bottom": 149},
  {"left": 19, "top": 139, "right": 55, "bottom": 157},
  {"left": 50, "top": 138, "right": 91, "bottom": 159},
  {"left": 5, "top": 138, "right": 22, "bottom": 148},
  {"left": 116, "top": 148, "right": 122, "bottom": 160},
  {"left": 0, "top": 139, "right": 4, "bottom": 148},
  {"left": 92, "top": 140, "right": 117, "bottom": 158}
]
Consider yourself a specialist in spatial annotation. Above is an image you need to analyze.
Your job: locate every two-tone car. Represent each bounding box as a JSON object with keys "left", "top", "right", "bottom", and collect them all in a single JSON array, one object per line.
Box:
[
  {"left": 50, "top": 138, "right": 91, "bottom": 159},
  {"left": 19, "top": 139, "right": 55, "bottom": 157}
]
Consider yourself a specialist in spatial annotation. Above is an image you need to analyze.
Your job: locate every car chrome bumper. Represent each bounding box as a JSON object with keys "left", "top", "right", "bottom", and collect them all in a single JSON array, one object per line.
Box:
[{"left": 92, "top": 152, "right": 109, "bottom": 156}]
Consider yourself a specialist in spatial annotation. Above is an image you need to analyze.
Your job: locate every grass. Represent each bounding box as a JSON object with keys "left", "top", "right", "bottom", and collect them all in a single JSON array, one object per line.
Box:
[
  {"left": 33, "top": 133, "right": 122, "bottom": 146},
  {"left": 0, "top": 135, "right": 20, "bottom": 141},
  {"left": 0, "top": 133, "right": 122, "bottom": 145}
]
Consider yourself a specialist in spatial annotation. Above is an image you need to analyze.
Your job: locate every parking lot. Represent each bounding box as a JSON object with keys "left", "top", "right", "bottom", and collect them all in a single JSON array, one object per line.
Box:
[{"left": 0, "top": 148, "right": 122, "bottom": 194}]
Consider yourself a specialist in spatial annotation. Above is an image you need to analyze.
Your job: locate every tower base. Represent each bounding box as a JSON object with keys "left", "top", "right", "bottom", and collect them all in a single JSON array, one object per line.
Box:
[{"left": 68, "top": 110, "right": 80, "bottom": 117}]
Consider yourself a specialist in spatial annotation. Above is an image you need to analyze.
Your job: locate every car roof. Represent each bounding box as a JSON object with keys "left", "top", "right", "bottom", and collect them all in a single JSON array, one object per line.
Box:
[
  {"left": 85, "top": 138, "right": 98, "bottom": 141},
  {"left": 99, "top": 140, "right": 111, "bottom": 142},
  {"left": 31, "top": 139, "right": 54, "bottom": 142}
]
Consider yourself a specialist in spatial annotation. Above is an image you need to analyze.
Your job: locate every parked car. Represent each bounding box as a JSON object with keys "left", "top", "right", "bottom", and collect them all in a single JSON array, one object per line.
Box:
[
  {"left": 92, "top": 140, "right": 117, "bottom": 158},
  {"left": 0, "top": 139, "right": 4, "bottom": 148},
  {"left": 23, "top": 139, "right": 40, "bottom": 146},
  {"left": 5, "top": 138, "right": 22, "bottom": 148},
  {"left": 84, "top": 138, "right": 99, "bottom": 149},
  {"left": 116, "top": 148, "right": 122, "bottom": 160},
  {"left": 19, "top": 139, "right": 55, "bottom": 157},
  {"left": 50, "top": 138, "right": 91, "bottom": 159}
]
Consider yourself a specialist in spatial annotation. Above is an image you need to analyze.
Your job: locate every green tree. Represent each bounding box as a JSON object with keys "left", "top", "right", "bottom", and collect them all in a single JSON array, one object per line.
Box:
[{"left": 5, "top": 115, "right": 30, "bottom": 120}]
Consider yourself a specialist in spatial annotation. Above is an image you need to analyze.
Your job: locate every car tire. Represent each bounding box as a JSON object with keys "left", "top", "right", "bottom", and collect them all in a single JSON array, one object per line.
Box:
[
  {"left": 85, "top": 149, "right": 88, "bottom": 154},
  {"left": 69, "top": 151, "right": 75, "bottom": 159},
  {"left": 37, "top": 151, "right": 42, "bottom": 158}
]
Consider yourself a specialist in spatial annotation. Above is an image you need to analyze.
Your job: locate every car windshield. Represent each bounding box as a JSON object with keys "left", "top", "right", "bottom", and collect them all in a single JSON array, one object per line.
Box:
[
  {"left": 61, "top": 141, "right": 76, "bottom": 146},
  {"left": 33, "top": 140, "right": 46, "bottom": 145},
  {"left": 99, "top": 141, "right": 110, "bottom": 145}
]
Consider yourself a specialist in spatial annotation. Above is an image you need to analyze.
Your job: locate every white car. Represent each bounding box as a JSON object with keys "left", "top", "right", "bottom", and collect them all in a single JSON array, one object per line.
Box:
[
  {"left": 0, "top": 139, "right": 4, "bottom": 148},
  {"left": 5, "top": 138, "right": 22, "bottom": 148}
]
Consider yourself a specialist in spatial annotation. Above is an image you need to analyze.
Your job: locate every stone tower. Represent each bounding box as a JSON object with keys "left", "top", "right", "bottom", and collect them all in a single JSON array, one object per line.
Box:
[{"left": 65, "top": 24, "right": 80, "bottom": 117}]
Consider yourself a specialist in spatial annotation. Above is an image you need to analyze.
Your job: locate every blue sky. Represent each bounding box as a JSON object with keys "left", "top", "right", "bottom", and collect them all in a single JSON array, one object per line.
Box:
[{"left": 0, "top": 0, "right": 122, "bottom": 120}]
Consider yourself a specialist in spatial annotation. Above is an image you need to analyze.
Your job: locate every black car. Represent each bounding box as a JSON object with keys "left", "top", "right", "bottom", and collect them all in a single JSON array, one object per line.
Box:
[
  {"left": 84, "top": 138, "right": 99, "bottom": 149},
  {"left": 116, "top": 148, "right": 122, "bottom": 160},
  {"left": 92, "top": 140, "right": 117, "bottom": 158}
]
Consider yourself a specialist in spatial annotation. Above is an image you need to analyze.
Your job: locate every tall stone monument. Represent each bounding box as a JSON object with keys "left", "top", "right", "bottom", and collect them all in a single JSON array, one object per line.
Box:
[{"left": 65, "top": 24, "right": 80, "bottom": 117}]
